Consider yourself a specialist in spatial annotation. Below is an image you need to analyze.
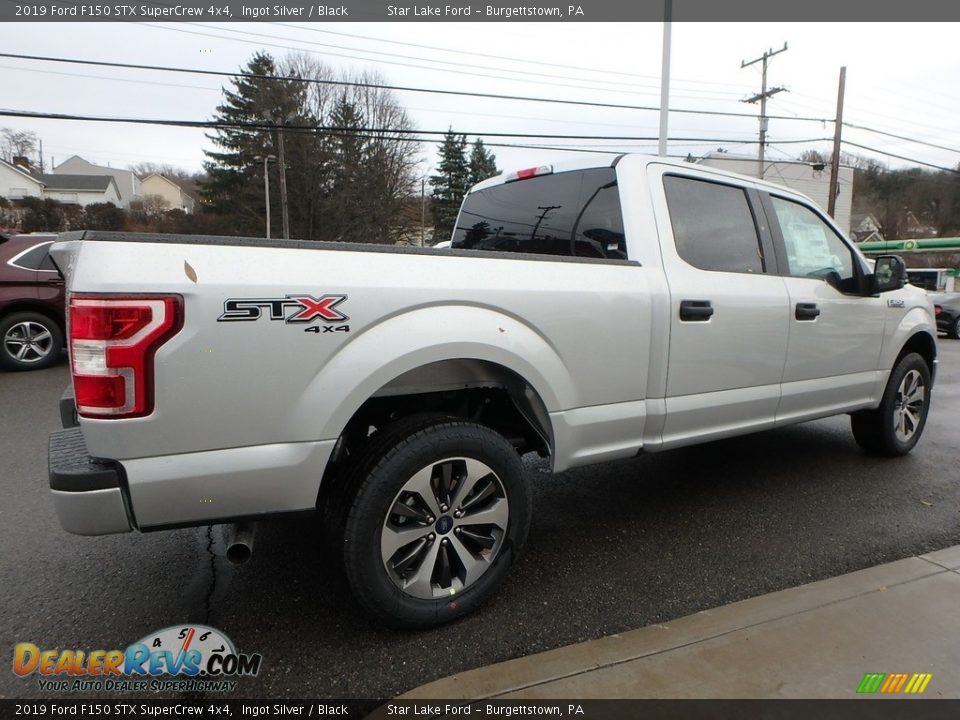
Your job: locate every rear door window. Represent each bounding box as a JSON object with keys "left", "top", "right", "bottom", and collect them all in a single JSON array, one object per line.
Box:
[
  {"left": 452, "top": 168, "right": 626, "bottom": 259},
  {"left": 663, "top": 175, "right": 765, "bottom": 274}
]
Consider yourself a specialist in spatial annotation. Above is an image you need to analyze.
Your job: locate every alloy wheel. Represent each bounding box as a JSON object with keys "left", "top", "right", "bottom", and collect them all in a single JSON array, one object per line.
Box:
[
  {"left": 893, "top": 369, "right": 925, "bottom": 442},
  {"left": 3, "top": 321, "right": 54, "bottom": 364},
  {"left": 380, "top": 457, "right": 509, "bottom": 600}
]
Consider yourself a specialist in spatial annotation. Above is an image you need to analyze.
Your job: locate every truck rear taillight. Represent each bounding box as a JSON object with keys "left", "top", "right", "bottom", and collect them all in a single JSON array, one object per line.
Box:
[
  {"left": 934, "top": 304, "right": 943, "bottom": 316},
  {"left": 69, "top": 295, "right": 183, "bottom": 418}
]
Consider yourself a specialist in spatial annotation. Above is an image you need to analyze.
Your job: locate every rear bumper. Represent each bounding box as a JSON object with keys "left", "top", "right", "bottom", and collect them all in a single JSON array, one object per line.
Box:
[
  {"left": 49, "top": 427, "right": 132, "bottom": 535},
  {"left": 51, "top": 387, "right": 334, "bottom": 533}
]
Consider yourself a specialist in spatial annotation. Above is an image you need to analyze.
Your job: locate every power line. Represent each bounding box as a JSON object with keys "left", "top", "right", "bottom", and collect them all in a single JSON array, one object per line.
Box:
[
  {"left": 143, "top": 22, "right": 680, "bottom": 99},
  {"left": 788, "top": 90, "right": 960, "bottom": 139},
  {"left": 0, "top": 108, "right": 832, "bottom": 145},
  {"left": 7, "top": 51, "right": 957, "bottom": 170},
  {"left": 15, "top": 54, "right": 957, "bottom": 160},
  {"left": 840, "top": 140, "right": 960, "bottom": 174},
  {"left": 183, "top": 22, "right": 740, "bottom": 98},
  {"left": 842, "top": 122, "right": 960, "bottom": 156},
  {"left": 744, "top": 93, "right": 960, "bottom": 157},
  {"left": 0, "top": 63, "right": 221, "bottom": 94},
  {"left": 0, "top": 63, "right": 759, "bottom": 136},
  {"left": 0, "top": 51, "right": 829, "bottom": 122},
  {"left": 273, "top": 23, "right": 756, "bottom": 93}
]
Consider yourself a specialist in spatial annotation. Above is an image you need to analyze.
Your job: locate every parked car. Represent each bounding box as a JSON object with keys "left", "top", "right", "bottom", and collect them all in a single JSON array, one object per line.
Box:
[
  {"left": 0, "top": 233, "right": 65, "bottom": 370},
  {"left": 47, "top": 156, "right": 937, "bottom": 628},
  {"left": 930, "top": 292, "right": 960, "bottom": 339}
]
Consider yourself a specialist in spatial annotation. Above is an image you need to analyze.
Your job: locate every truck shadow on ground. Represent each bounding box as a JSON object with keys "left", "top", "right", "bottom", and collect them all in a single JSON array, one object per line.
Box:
[{"left": 171, "top": 416, "right": 956, "bottom": 697}]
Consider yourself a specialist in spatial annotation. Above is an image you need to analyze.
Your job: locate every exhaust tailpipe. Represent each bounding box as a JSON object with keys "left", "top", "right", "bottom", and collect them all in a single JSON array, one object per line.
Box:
[{"left": 224, "top": 522, "right": 256, "bottom": 565}]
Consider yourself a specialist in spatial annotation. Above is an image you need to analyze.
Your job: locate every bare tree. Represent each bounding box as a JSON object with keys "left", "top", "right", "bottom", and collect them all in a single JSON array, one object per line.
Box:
[
  {"left": 129, "top": 162, "right": 205, "bottom": 202},
  {"left": 280, "top": 55, "right": 421, "bottom": 243},
  {"left": 141, "top": 194, "right": 171, "bottom": 218},
  {"left": 199, "top": 51, "right": 421, "bottom": 242},
  {"left": 1, "top": 128, "right": 39, "bottom": 163},
  {"left": 129, "top": 162, "right": 193, "bottom": 181},
  {"left": 798, "top": 149, "right": 829, "bottom": 165}
]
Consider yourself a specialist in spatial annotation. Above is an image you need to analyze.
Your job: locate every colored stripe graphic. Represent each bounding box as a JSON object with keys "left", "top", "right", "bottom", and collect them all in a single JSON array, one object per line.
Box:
[
  {"left": 857, "top": 673, "right": 886, "bottom": 693},
  {"left": 857, "top": 672, "right": 932, "bottom": 694},
  {"left": 880, "top": 674, "right": 898, "bottom": 693},
  {"left": 908, "top": 673, "right": 933, "bottom": 694}
]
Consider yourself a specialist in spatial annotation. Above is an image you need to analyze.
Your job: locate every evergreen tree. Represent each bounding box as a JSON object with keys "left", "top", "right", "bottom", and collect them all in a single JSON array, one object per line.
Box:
[
  {"left": 201, "top": 52, "right": 305, "bottom": 236},
  {"left": 323, "top": 95, "right": 367, "bottom": 242},
  {"left": 469, "top": 139, "right": 499, "bottom": 185},
  {"left": 201, "top": 52, "right": 419, "bottom": 242},
  {"left": 429, "top": 129, "right": 470, "bottom": 242}
]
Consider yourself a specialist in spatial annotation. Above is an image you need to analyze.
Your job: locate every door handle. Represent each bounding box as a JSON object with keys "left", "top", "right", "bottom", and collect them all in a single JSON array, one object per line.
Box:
[
  {"left": 679, "top": 300, "right": 714, "bottom": 321},
  {"left": 795, "top": 302, "right": 821, "bottom": 321}
]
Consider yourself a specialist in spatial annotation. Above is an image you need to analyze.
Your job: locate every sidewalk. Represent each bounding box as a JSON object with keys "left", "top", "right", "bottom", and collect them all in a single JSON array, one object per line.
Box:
[{"left": 403, "top": 546, "right": 960, "bottom": 699}]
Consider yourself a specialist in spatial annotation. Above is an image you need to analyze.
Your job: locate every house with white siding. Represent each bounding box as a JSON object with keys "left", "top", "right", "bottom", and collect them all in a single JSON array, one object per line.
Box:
[
  {"left": 52, "top": 156, "right": 142, "bottom": 208},
  {"left": 0, "top": 158, "right": 45, "bottom": 200},
  {"left": 40, "top": 174, "right": 122, "bottom": 207}
]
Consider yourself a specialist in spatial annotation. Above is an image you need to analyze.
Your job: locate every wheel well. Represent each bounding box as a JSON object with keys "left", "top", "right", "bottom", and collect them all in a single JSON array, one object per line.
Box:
[
  {"left": 317, "top": 360, "right": 552, "bottom": 507},
  {"left": 897, "top": 332, "right": 936, "bottom": 375},
  {"left": 898, "top": 332, "right": 936, "bottom": 372}
]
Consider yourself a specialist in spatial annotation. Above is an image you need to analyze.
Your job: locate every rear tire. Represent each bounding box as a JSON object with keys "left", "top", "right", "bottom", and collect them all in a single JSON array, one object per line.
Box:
[
  {"left": 950, "top": 316, "right": 960, "bottom": 340},
  {"left": 851, "top": 352, "right": 931, "bottom": 456},
  {"left": 0, "top": 312, "right": 63, "bottom": 371},
  {"left": 338, "top": 417, "right": 531, "bottom": 629}
]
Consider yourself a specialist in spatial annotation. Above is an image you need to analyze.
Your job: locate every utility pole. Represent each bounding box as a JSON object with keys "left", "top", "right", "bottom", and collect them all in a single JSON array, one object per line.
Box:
[
  {"left": 420, "top": 178, "right": 426, "bottom": 246},
  {"left": 827, "top": 66, "right": 847, "bottom": 218},
  {"left": 264, "top": 109, "right": 293, "bottom": 240},
  {"left": 254, "top": 154, "right": 276, "bottom": 239},
  {"left": 741, "top": 43, "right": 788, "bottom": 180},
  {"left": 39, "top": 138, "right": 44, "bottom": 173},
  {"left": 657, "top": 0, "right": 672, "bottom": 157},
  {"left": 276, "top": 125, "right": 290, "bottom": 240}
]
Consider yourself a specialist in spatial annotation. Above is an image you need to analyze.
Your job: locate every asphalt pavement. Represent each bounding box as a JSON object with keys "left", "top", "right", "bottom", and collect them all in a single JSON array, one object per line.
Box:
[{"left": 2, "top": 343, "right": 958, "bottom": 699}]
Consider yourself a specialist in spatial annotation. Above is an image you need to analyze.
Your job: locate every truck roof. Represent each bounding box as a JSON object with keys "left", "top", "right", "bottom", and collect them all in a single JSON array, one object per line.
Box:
[{"left": 470, "top": 152, "right": 819, "bottom": 206}]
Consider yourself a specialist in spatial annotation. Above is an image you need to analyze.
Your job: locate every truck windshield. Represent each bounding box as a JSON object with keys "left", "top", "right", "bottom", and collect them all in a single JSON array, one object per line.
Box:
[{"left": 452, "top": 167, "right": 626, "bottom": 260}]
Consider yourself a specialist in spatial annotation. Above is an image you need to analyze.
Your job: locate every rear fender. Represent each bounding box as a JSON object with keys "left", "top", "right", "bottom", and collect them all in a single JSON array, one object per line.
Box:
[{"left": 292, "top": 305, "right": 574, "bottom": 443}]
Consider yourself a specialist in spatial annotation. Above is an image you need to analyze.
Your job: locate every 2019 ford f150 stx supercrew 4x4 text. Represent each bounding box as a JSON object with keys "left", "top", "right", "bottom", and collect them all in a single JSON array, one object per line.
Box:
[{"left": 46, "top": 155, "right": 936, "bottom": 628}]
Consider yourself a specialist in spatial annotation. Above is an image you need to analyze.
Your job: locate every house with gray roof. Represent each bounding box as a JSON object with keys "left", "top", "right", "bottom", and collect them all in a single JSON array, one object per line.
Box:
[
  {"left": 40, "top": 174, "right": 122, "bottom": 207},
  {"left": 0, "top": 158, "right": 45, "bottom": 200},
  {"left": 52, "top": 155, "right": 142, "bottom": 208}
]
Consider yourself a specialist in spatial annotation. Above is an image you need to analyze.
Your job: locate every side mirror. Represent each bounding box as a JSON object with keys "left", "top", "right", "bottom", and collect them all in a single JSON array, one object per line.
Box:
[{"left": 871, "top": 254, "right": 907, "bottom": 294}]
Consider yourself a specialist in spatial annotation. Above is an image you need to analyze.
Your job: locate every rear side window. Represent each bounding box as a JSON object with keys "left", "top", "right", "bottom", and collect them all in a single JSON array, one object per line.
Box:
[
  {"left": 11, "top": 243, "right": 56, "bottom": 271},
  {"left": 663, "top": 176, "right": 764, "bottom": 274},
  {"left": 452, "top": 168, "right": 626, "bottom": 260}
]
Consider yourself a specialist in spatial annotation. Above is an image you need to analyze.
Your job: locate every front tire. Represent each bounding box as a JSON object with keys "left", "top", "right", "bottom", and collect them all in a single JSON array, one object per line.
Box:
[
  {"left": 0, "top": 312, "right": 64, "bottom": 371},
  {"left": 851, "top": 352, "right": 931, "bottom": 456},
  {"left": 340, "top": 418, "right": 531, "bottom": 629},
  {"left": 950, "top": 316, "right": 960, "bottom": 340}
]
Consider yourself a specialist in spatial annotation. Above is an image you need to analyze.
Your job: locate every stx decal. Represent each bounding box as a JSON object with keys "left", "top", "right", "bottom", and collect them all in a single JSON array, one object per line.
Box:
[{"left": 218, "top": 295, "right": 348, "bottom": 324}]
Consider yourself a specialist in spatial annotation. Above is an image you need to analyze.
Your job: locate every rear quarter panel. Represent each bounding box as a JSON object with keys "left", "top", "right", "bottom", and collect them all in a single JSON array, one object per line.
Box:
[{"left": 63, "top": 240, "right": 652, "bottom": 462}]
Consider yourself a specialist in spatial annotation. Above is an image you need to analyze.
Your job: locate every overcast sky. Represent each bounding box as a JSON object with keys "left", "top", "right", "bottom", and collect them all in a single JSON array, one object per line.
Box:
[{"left": 3, "top": 21, "right": 960, "bottom": 179}]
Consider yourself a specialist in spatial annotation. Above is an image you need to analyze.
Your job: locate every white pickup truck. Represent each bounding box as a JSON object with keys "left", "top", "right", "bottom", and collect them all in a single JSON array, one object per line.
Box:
[{"left": 48, "top": 155, "right": 936, "bottom": 628}]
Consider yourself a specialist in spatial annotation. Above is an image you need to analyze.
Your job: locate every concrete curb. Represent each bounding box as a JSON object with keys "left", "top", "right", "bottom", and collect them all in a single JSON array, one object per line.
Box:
[{"left": 403, "top": 546, "right": 960, "bottom": 699}]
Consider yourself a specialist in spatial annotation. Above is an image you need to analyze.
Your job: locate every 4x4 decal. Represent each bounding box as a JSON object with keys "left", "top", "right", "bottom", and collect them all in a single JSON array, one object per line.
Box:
[{"left": 218, "top": 294, "right": 348, "bottom": 323}]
